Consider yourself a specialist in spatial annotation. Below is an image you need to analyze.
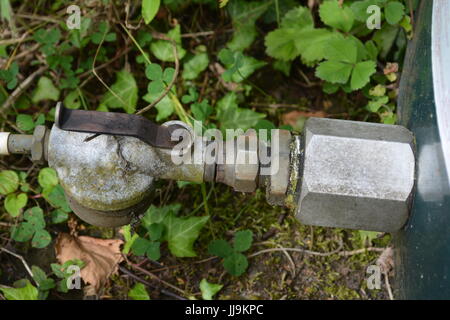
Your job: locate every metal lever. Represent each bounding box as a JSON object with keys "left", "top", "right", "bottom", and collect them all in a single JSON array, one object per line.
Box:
[{"left": 55, "top": 103, "right": 182, "bottom": 149}]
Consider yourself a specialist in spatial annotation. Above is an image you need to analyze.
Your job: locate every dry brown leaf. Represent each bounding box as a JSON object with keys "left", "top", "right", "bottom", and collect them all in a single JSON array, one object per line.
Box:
[
  {"left": 55, "top": 233, "right": 124, "bottom": 296},
  {"left": 281, "top": 110, "right": 327, "bottom": 127}
]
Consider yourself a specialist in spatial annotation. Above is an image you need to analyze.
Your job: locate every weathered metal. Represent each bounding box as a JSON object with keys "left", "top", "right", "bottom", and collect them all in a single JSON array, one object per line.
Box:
[{"left": 294, "top": 117, "right": 415, "bottom": 232}]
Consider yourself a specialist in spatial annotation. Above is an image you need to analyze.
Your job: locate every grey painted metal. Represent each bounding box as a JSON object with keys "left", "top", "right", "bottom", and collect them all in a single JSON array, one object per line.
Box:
[{"left": 295, "top": 117, "right": 415, "bottom": 232}]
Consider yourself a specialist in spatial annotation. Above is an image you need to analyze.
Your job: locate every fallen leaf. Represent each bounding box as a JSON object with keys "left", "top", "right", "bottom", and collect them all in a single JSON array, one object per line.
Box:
[
  {"left": 55, "top": 233, "right": 124, "bottom": 295},
  {"left": 281, "top": 110, "right": 327, "bottom": 127},
  {"left": 376, "top": 247, "right": 394, "bottom": 275}
]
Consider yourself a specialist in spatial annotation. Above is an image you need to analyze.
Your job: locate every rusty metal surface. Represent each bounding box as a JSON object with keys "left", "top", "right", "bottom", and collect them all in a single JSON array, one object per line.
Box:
[{"left": 55, "top": 103, "right": 181, "bottom": 149}]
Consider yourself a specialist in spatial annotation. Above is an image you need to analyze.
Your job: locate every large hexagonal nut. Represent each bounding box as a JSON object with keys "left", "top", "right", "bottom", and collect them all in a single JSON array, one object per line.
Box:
[
  {"left": 295, "top": 118, "right": 415, "bottom": 232},
  {"left": 234, "top": 129, "right": 259, "bottom": 192},
  {"left": 31, "top": 125, "right": 49, "bottom": 162}
]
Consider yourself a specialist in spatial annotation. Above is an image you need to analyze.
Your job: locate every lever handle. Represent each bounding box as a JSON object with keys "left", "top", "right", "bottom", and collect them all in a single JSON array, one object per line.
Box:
[{"left": 55, "top": 102, "right": 182, "bottom": 149}]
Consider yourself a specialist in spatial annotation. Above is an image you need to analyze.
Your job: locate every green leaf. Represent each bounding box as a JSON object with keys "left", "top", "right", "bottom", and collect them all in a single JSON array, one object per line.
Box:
[
  {"left": 208, "top": 239, "right": 234, "bottom": 258},
  {"left": 182, "top": 51, "right": 209, "bottom": 80},
  {"left": 149, "top": 25, "right": 186, "bottom": 62},
  {"left": 142, "top": 92, "right": 175, "bottom": 121},
  {"left": 11, "top": 222, "right": 34, "bottom": 242},
  {"left": 148, "top": 80, "right": 165, "bottom": 94},
  {"left": 32, "top": 266, "right": 55, "bottom": 291},
  {"left": 131, "top": 237, "right": 152, "bottom": 256},
  {"left": 63, "top": 90, "right": 81, "bottom": 109},
  {"left": 31, "top": 77, "right": 60, "bottom": 103},
  {"left": 223, "top": 252, "right": 248, "bottom": 276},
  {"left": 4, "top": 193, "right": 28, "bottom": 217},
  {"left": 164, "top": 213, "right": 209, "bottom": 257},
  {"left": 385, "top": 1, "right": 405, "bottom": 25},
  {"left": 366, "top": 96, "right": 389, "bottom": 112},
  {"left": 51, "top": 209, "right": 69, "bottom": 224},
  {"left": 359, "top": 230, "right": 380, "bottom": 244},
  {"left": 319, "top": 0, "right": 354, "bottom": 32},
  {"left": 191, "top": 100, "right": 213, "bottom": 122},
  {"left": 146, "top": 241, "right": 161, "bottom": 260},
  {"left": 0, "top": 170, "right": 19, "bottom": 195},
  {"left": 16, "top": 114, "right": 35, "bottom": 132},
  {"left": 323, "top": 38, "right": 357, "bottom": 64},
  {"left": 216, "top": 92, "right": 265, "bottom": 131},
  {"left": 38, "top": 167, "right": 59, "bottom": 190},
  {"left": 100, "top": 70, "right": 138, "bottom": 114},
  {"left": 200, "top": 279, "right": 223, "bottom": 300},
  {"left": 128, "top": 283, "right": 150, "bottom": 300},
  {"left": 373, "top": 24, "right": 399, "bottom": 59},
  {"left": 315, "top": 61, "right": 353, "bottom": 84},
  {"left": 233, "top": 230, "right": 253, "bottom": 252},
  {"left": 0, "top": 280, "right": 39, "bottom": 300},
  {"left": 24, "top": 206, "right": 46, "bottom": 230},
  {"left": 148, "top": 223, "right": 164, "bottom": 241},
  {"left": 142, "top": 0, "right": 160, "bottom": 24},
  {"left": 265, "top": 28, "right": 300, "bottom": 61},
  {"left": 32, "top": 229, "right": 51, "bottom": 248},
  {"left": 145, "top": 63, "right": 163, "bottom": 81},
  {"left": 350, "top": 60, "right": 376, "bottom": 90},
  {"left": 44, "top": 184, "right": 71, "bottom": 212},
  {"left": 121, "top": 224, "right": 139, "bottom": 254},
  {"left": 226, "top": 0, "right": 271, "bottom": 51},
  {"left": 281, "top": 6, "right": 314, "bottom": 29},
  {"left": 163, "top": 68, "right": 175, "bottom": 84}
]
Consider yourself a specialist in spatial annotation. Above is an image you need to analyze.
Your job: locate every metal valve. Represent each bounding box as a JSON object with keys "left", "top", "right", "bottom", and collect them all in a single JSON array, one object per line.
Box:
[{"left": 0, "top": 104, "right": 416, "bottom": 231}]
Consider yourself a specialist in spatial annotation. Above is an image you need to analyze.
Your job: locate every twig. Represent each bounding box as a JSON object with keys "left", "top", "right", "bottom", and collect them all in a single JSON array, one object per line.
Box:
[
  {"left": 128, "top": 263, "right": 187, "bottom": 296},
  {"left": 384, "top": 271, "right": 394, "bottom": 300},
  {"left": 0, "top": 66, "right": 48, "bottom": 117},
  {"left": 0, "top": 247, "right": 37, "bottom": 286},
  {"left": 119, "top": 266, "right": 186, "bottom": 300}
]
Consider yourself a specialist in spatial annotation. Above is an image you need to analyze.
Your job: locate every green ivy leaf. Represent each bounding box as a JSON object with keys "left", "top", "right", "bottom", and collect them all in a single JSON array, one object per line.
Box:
[
  {"left": 385, "top": 1, "right": 405, "bottom": 25},
  {"left": 319, "top": 0, "right": 354, "bottom": 32},
  {"left": 142, "top": 0, "right": 160, "bottom": 24},
  {"left": 233, "top": 230, "right": 253, "bottom": 252},
  {"left": 128, "top": 283, "right": 150, "bottom": 300},
  {"left": 223, "top": 252, "right": 248, "bottom": 276},
  {"left": 4, "top": 193, "right": 28, "bottom": 217},
  {"left": 200, "top": 279, "right": 223, "bottom": 300},
  {"left": 148, "top": 223, "right": 164, "bottom": 241},
  {"left": 350, "top": 60, "right": 376, "bottom": 90},
  {"left": 164, "top": 213, "right": 209, "bottom": 257},
  {"left": 0, "top": 280, "right": 39, "bottom": 300},
  {"left": 182, "top": 49, "right": 209, "bottom": 80},
  {"left": 226, "top": 0, "right": 271, "bottom": 51},
  {"left": 0, "top": 170, "right": 19, "bottom": 195},
  {"left": 150, "top": 25, "right": 186, "bottom": 62},
  {"left": 191, "top": 100, "right": 213, "bottom": 122},
  {"left": 31, "top": 76, "right": 60, "bottom": 103},
  {"left": 216, "top": 92, "right": 265, "bottom": 131},
  {"left": 146, "top": 241, "right": 161, "bottom": 260},
  {"left": 100, "top": 70, "right": 138, "bottom": 114}
]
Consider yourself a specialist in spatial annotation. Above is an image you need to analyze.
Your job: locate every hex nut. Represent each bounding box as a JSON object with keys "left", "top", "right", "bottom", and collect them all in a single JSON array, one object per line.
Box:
[
  {"left": 31, "top": 125, "right": 49, "bottom": 162},
  {"left": 234, "top": 129, "right": 259, "bottom": 192},
  {"left": 295, "top": 118, "right": 415, "bottom": 232},
  {"left": 266, "top": 129, "right": 291, "bottom": 206}
]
